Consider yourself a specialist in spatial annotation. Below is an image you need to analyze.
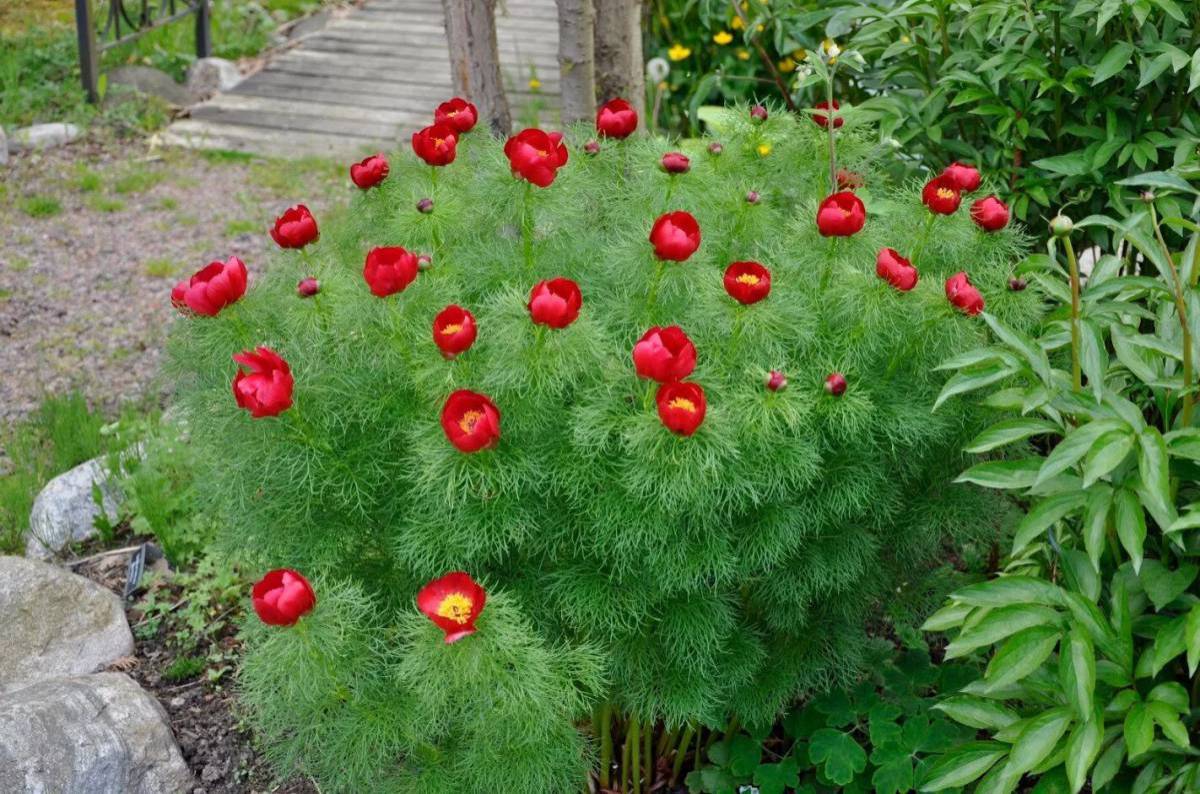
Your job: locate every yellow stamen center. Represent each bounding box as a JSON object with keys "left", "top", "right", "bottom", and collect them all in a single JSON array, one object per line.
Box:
[
  {"left": 668, "top": 397, "right": 697, "bottom": 413},
  {"left": 735, "top": 273, "right": 760, "bottom": 286},
  {"left": 458, "top": 410, "right": 483, "bottom": 433},
  {"left": 936, "top": 188, "right": 955, "bottom": 200},
  {"left": 441, "top": 323, "right": 463, "bottom": 335},
  {"left": 437, "top": 592, "right": 474, "bottom": 624}
]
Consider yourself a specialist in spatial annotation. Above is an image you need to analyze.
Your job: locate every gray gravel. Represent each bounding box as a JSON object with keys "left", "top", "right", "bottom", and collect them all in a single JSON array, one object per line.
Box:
[{"left": 0, "top": 136, "right": 343, "bottom": 427}]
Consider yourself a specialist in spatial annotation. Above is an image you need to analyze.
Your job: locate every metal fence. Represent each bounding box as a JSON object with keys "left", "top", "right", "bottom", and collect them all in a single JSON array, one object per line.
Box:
[{"left": 74, "top": 0, "right": 211, "bottom": 102}]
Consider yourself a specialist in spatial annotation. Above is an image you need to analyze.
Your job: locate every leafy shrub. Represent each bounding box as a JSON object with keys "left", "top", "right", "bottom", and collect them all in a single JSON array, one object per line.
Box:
[
  {"left": 168, "top": 105, "right": 1037, "bottom": 790},
  {"left": 922, "top": 167, "right": 1200, "bottom": 792},
  {"left": 646, "top": 0, "right": 1200, "bottom": 232}
]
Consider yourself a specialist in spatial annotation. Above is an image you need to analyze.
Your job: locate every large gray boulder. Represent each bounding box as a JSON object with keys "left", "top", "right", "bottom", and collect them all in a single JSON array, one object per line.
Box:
[
  {"left": 186, "top": 57, "right": 242, "bottom": 98},
  {"left": 26, "top": 456, "right": 120, "bottom": 559},
  {"left": 7, "top": 122, "right": 82, "bottom": 153},
  {"left": 107, "top": 65, "right": 196, "bottom": 106},
  {"left": 0, "top": 555, "right": 134, "bottom": 694},
  {"left": 0, "top": 673, "right": 193, "bottom": 794}
]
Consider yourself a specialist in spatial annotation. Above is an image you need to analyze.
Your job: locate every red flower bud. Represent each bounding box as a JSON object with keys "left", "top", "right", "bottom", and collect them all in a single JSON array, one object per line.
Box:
[
  {"left": 504, "top": 128, "right": 569, "bottom": 187},
  {"left": 363, "top": 246, "right": 419, "bottom": 298},
  {"left": 171, "top": 256, "right": 247, "bottom": 316},
  {"left": 661, "top": 151, "right": 691, "bottom": 174},
  {"left": 270, "top": 205, "right": 318, "bottom": 249},
  {"left": 251, "top": 568, "right": 315, "bottom": 627},
  {"left": 596, "top": 98, "right": 638, "bottom": 139},
  {"left": 750, "top": 105, "right": 768, "bottom": 122},
  {"left": 970, "top": 195, "right": 1010, "bottom": 232},
  {"left": 350, "top": 153, "right": 389, "bottom": 189},
  {"left": 441, "top": 389, "right": 501, "bottom": 453},
  {"left": 434, "top": 97, "right": 478, "bottom": 133},
  {"left": 1008, "top": 277, "right": 1027, "bottom": 291},
  {"left": 875, "top": 248, "right": 918, "bottom": 292},
  {"left": 297, "top": 277, "right": 319, "bottom": 298},
  {"left": 835, "top": 169, "right": 863, "bottom": 190},
  {"left": 922, "top": 175, "right": 961, "bottom": 215},
  {"left": 946, "top": 271, "right": 985, "bottom": 316},
  {"left": 812, "top": 99, "right": 842, "bottom": 129},
  {"left": 723, "top": 260, "right": 771, "bottom": 305},
  {"left": 633, "top": 325, "right": 697, "bottom": 383},
  {"left": 232, "top": 346, "right": 294, "bottom": 418},
  {"left": 528, "top": 277, "right": 582, "bottom": 329},
  {"left": 816, "top": 192, "right": 866, "bottom": 237},
  {"left": 411, "top": 123, "right": 458, "bottom": 166},
  {"left": 583, "top": 140, "right": 600, "bottom": 156},
  {"left": 765, "top": 370, "right": 787, "bottom": 391},
  {"left": 649, "top": 210, "right": 701, "bottom": 261},
  {"left": 656, "top": 381, "right": 707, "bottom": 436},
  {"left": 417, "top": 254, "right": 433, "bottom": 271},
  {"left": 707, "top": 141, "right": 724, "bottom": 156},
  {"left": 432, "top": 304, "right": 477, "bottom": 358},
  {"left": 941, "top": 161, "right": 981, "bottom": 192},
  {"left": 824, "top": 372, "right": 847, "bottom": 396},
  {"left": 417, "top": 571, "right": 487, "bottom": 643},
  {"left": 416, "top": 197, "right": 434, "bottom": 214},
  {"left": 746, "top": 190, "right": 760, "bottom": 204}
]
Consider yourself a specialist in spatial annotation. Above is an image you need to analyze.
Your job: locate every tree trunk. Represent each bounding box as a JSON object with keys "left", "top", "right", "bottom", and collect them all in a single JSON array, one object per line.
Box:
[
  {"left": 554, "top": 0, "right": 596, "bottom": 125},
  {"left": 593, "top": 0, "right": 645, "bottom": 118},
  {"left": 442, "top": 0, "right": 512, "bottom": 136}
]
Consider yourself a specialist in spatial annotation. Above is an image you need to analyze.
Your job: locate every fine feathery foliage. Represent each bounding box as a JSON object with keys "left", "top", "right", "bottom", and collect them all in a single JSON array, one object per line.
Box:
[{"left": 168, "top": 105, "right": 1039, "bottom": 790}]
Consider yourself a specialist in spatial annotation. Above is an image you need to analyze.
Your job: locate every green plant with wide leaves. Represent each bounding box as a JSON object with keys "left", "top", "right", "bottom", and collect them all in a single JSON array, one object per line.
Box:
[{"left": 920, "top": 164, "right": 1200, "bottom": 792}]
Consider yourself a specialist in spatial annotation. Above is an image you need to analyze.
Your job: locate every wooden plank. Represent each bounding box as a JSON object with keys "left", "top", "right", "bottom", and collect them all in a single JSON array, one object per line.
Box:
[
  {"left": 272, "top": 49, "right": 562, "bottom": 90},
  {"left": 190, "top": 104, "right": 402, "bottom": 140},
  {"left": 194, "top": 93, "right": 427, "bottom": 128},
  {"left": 236, "top": 71, "right": 454, "bottom": 103},
  {"left": 311, "top": 29, "right": 561, "bottom": 58},
  {"left": 164, "top": 119, "right": 371, "bottom": 159},
  {"left": 300, "top": 37, "right": 558, "bottom": 66},
  {"left": 255, "top": 60, "right": 455, "bottom": 90}
]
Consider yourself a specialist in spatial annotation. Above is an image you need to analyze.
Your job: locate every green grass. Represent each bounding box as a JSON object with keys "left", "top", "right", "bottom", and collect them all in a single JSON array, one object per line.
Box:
[
  {"left": 73, "top": 165, "right": 103, "bottom": 193},
  {"left": 9, "top": 257, "right": 30, "bottom": 272},
  {"left": 223, "top": 218, "right": 260, "bottom": 236},
  {"left": 158, "top": 196, "right": 180, "bottom": 211},
  {"left": 199, "top": 149, "right": 258, "bottom": 164},
  {"left": 86, "top": 195, "right": 126, "bottom": 213},
  {"left": 19, "top": 195, "right": 62, "bottom": 218},
  {"left": 143, "top": 258, "right": 179, "bottom": 278},
  {"left": 162, "top": 655, "right": 207, "bottom": 682},
  {"left": 0, "top": 394, "right": 108, "bottom": 554},
  {"left": 0, "top": 289, "right": 12, "bottom": 302},
  {"left": 112, "top": 167, "right": 166, "bottom": 195}
]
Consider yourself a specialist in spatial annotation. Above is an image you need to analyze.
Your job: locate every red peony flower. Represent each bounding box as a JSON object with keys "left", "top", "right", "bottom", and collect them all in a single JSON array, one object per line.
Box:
[
  {"left": 922, "top": 175, "right": 961, "bottom": 215},
  {"left": 171, "top": 256, "right": 247, "bottom": 316},
  {"left": 596, "top": 98, "right": 638, "bottom": 138},
  {"left": 350, "top": 153, "right": 389, "bottom": 189},
  {"left": 660, "top": 152, "right": 690, "bottom": 174},
  {"left": 251, "top": 569, "right": 315, "bottom": 627},
  {"left": 504, "top": 128, "right": 569, "bottom": 187},
  {"left": 412, "top": 123, "right": 458, "bottom": 166},
  {"left": 633, "top": 325, "right": 696, "bottom": 383},
  {"left": 825, "top": 372, "right": 847, "bottom": 396},
  {"left": 945, "top": 271, "right": 985, "bottom": 316},
  {"left": 723, "top": 261, "right": 771, "bottom": 305},
  {"left": 441, "top": 389, "right": 501, "bottom": 453},
  {"left": 836, "top": 168, "right": 863, "bottom": 190},
  {"left": 432, "top": 305, "right": 477, "bottom": 358},
  {"left": 434, "top": 97, "right": 478, "bottom": 133},
  {"left": 363, "top": 246, "right": 419, "bottom": 298},
  {"left": 656, "top": 381, "right": 707, "bottom": 436},
  {"left": 528, "top": 277, "right": 582, "bottom": 329},
  {"left": 417, "top": 571, "right": 487, "bottom": 643},
  {"left": 942, "top": 161, "right": 981, "bottom": 192},
  {"left": 812, "top": 99, "right": 843, "bottom": 129},
  {"left": 970, "top": 195, "right": 1010, "bottom": 232},
  {"left": 232, "top": 346, "right": 294, "bottom": 418},
  {"left": 875, "top": 248, "right": 918, "bottom": 292},
  {"left": 297, "top": 277, "right": 319, "bottom": 298},
  {"left": 270, "top": 205, "right": 319, "bottom": 249},
  {"left": 816, "top": 192, "right": 866, "bottom": 237},
  {"left": 649, "top": 211, "right": 701, "bottom": 261}
]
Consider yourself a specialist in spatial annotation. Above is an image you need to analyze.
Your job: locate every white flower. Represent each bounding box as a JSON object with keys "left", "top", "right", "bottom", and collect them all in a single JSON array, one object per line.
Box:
[{"left": 646, "top": 57, "right": 670, "bottom": 84}]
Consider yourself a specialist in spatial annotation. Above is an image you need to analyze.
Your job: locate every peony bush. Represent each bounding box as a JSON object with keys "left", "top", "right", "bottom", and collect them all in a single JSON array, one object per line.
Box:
[{"left": 167, "top": 95, "right": 1040, "bottom": 791}]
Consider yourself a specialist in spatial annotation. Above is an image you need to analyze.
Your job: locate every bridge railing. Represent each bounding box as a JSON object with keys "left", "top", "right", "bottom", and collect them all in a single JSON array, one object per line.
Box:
[{"left": 74, "top": 0, "right": 211, "bottom": 102}]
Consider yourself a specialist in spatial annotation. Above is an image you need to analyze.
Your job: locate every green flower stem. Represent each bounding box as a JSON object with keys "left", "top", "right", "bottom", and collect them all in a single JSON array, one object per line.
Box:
[
  {"left": 669, "top": 723, "right": 695, "bottom": 785},
  {"left": 662, "top": 175, "right": 677, "bottom": 215},
  {"left": 228, "top": 303, "right": 253, "bottom": 345},
  {"left": 643, "top": 380, "right": 656, "bottom": 413},
  {"left": 1061, "top": 233, "right": 1084, "bottom": 393},
  {"left": 911, "top": 212, "right": 938, "bottom": 268},
  {"left": 1149, "top": 203, "right": 1194, "bottom": 426},
  {"left": 825, "top": 67, "right": 838, "bottom": 193},
  {"left": 819, "top": 237, "right": 840, "bottom": 297},
  {"left": 596, "top": 701, "right": 613, "bottom": 789},
  {"left": 629, "top": 716, "right": 641, "bottom": 794},
  {"left": 620, "top": 719, "right": 632, "bottom": 793},
  {"left": 642, "top": 718, "right": 652, "bottom": 790},
  {"left": 646, "top": 257, "right": 667, "bottom": 319},
  {"left": 521, "top": 181, "right": 535, "bottom": 275}
]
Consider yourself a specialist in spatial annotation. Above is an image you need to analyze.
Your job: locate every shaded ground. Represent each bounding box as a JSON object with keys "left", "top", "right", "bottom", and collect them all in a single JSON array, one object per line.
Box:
[{"left": 0, "top": 135, "right": 345, "bottom": 426}]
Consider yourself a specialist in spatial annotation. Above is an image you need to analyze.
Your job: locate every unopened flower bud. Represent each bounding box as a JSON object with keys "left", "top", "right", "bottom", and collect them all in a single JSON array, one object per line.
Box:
[
  {"left": 824, "top": 372, "right": 847, "bottom": 396},
  {"left": 746, "top": 190, "right": 760, "bottom": 205},
  {"left": 417, "top": 254, "right": 432, "bottom": 271},
  {"left": 661, "top": 151, "right": 691, "bottom": 174},
  {"left": 1140, "top": 190, "right": 1156, "bottom": 203},
  {"left": 1049, "top": 214, "right": 1073, "bottom": 237},
  {"left": 707, "top": 141, "right": 724, "bottom": 156},
  {"left": 583, "top": 139, "right": 600, "bottom": 156},
  {"left": 1008, "top": 277, "right": 1027, "bottom": 292},
  {"left": 417, "top": 197, "right": 434, "bottom": 214},
  {"left": 750, "top": 104, "right": 768, "bottom": 123},
  {"left": 297, "top": 277, "right": 320, "bottom": 298},
  {"left": 765, "top": 370, "right": 787, "bottom": 391}
]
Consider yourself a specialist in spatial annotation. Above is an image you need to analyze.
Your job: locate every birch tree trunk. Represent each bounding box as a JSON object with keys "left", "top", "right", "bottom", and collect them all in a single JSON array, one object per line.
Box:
[
  {"left": 442, "top": 0, "right": 512, "bottom": 136},
  {"left": 554, "top": 0, "right": 597, "bottom": 124},
  {"left": 593, "top": 0, "right": 645, "bottom": 118}
]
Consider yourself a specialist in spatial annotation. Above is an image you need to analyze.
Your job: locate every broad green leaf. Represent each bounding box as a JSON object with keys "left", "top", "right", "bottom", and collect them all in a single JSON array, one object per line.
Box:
[
  {"left": 870, "top": 746, "right": 914, "bottom": 794},
  {"left": 1091, "top": 42, "right": 1135, "bottom": 84},
  {"left": 1080, "top": 320, "right": 1108, "bottom": 398},
  {"left": 1060, "top": 549, "right": 1100, "bottom": 602},
  {"left": 1149, "top": 615, "right": 1187, "bottom": 676},
  {"left": 1081, "top": 430, "right": 1135, "bottom": 487},
  {"left": 1146, "top": 681, "right": 1189, "bottom": 712},
  {"left": 935, "top": 695, "right": 1021, "bottom": 730},
  {"left": 1114, "top": 170, "right": 1198, "bottom": 194},
  {"left": 1167, "top": 509, "right": 1200, "bottom": 532},
  {"left": 753, "top": 758, "right": 799, "bottom": 794},
  {"left": 1082, "top": 486, "right": 1113, "bottom": 573},
  {"left": 966, "top": 418, "right": 1061, "bottom": 454},
  {"left": 1033, "top": 150, "right": 1094, "bottom": 176},
  {"left": 1146, "top": 701, "right": 1189, "bottom": 747},
  {"left": 918, "top": 741, "right": 1007, "bottom": 791},
  {"left": 1137, "top": 559, "right": 1198, "bottom": 610},
  {"left": 945, "top": 605, "right": 1063, "bottom": 659},
  {"left": 1123, "top": 703, "right": 1154, "bottom": 759},
  {"left": 1191, "top": 46, "right": 1200, "bottom": 92},
  {"left": 1064, "top": 717, "right": 1102, "bottom": 794},
  {"left": 1187, "top": 603, "right": 1200, "bottom": 675},
  {"left": 951, "top": 576, "right": 1063, "bottom": 608},
  {"left": 934, "top": 364, "right": 1018, "bottom": 410},
  {"left": 984, "top": 625, "right": 1060, "bottom": 690},
  {"left": 1113, "top": 488, "right": 1147, "bottom": 573},
  {"left": 1111, "top": 323, "right": 1160, "bottom": 384},
  {"left": 807, "top": 728, "right": 867, "bottom": 786},
  {"left": 982, "top": 313, "right": 1053, "bottom": 384},
  {"left": 1012, "top": 491, "right": 1091, "bottom": 554},
  {"left": 1165, "top": 427, "right": 1200, "bottom": 460},
  {"left": 1136, "top": 428, "right": 1174, "bottom": 527},
  {"left": 1005, "top": 708, "right": 1073, "bottom": 776},
  {"left": 1065, "top": 625, "right": 1096, "bottom": 718},
  {"left": 1035, "top": 419, "right": 1126, "bottom": 486},
  {"left": 956, "top": 458, "right": 1042, "bottom": 489},
  {"left": 921, "top": 601, "right": 973, "bottom": 632},
  {"left": 1062, "top": 592, "right": 1120, "bottom": 663},
  {"left": 1090, "top": 737, "right": 1124, "bottom": 790}
]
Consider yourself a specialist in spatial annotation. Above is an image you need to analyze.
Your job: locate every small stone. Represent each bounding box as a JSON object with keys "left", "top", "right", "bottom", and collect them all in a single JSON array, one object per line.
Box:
[
  {"left": 186, "top": 57, "right": 242, "bottom": 99},
  {"left": 8, "top": 122, "right": 82, "bottom": 153},
  {"left": 201, "top": 763, "right": 221, "bottom": 783},
  {"left": 170, "top": 696, "right": 186, "bottom": 708},
  {"left": 107, "top": 65, "right": 196, "bottom": 106},
  {"left": 25, "top": 456, "right": 120, "bottom": 559}
]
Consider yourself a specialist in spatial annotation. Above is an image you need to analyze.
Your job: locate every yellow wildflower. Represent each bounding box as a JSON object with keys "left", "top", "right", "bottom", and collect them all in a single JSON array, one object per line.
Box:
[
  {"left": 668, "top": 43, "right": 691, "bottom": 61},
  {"left": 756, "top": 24, "right": 764, "bottom": 32},
  {"left": 731, "top": 16, "right": 744, "bottom": 30},
  {"left": 793, "top": 48, "right": 806, "bottom": 60},
  {"left": 528, "top": 77, "right": 541, "bottom": 90},
  {"left": 900, "top": 34, "right": 911, "bottom": 44},
  {"left": 778, "top": 57, "right": 796, "bottom": 73},
  {"left": 657, "top": 81, "right": 669, "bottom": 92},
  {"left": 713, "top": 30, "right": 733, "bottom": 45},
  {"left": 736, "top": 49, "right": 750, "bottom": 61},
  {"left": 757, "top": 142, "right": 771, "bottom": 157},
  {"left": 821, "top": 38, "right": 841, "bottom": 58}
]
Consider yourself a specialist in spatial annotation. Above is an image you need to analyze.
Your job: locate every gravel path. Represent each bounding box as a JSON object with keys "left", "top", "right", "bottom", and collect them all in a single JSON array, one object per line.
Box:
[{"left": 0, "top": 137, "right": 344, "bottom": 427}]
